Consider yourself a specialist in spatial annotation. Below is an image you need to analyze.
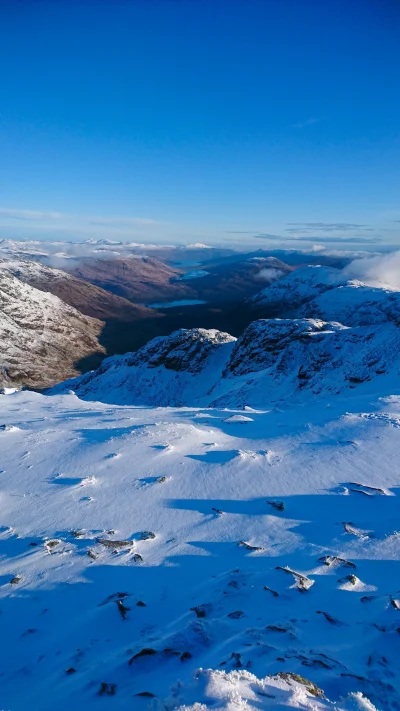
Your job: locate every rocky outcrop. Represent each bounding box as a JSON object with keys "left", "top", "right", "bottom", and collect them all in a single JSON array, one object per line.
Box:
[
  {"left": 52, "top": 310, "right": 400, "bottom": 406},
  {"left": 125, "top": 327, "right": 235, "bottom": 373}
]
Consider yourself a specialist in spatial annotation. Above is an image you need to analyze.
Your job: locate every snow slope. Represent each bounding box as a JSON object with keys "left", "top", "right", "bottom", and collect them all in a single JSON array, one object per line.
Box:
[
  {"left": 0, "top": 387, "right": 399, "bottom": 710},
  {"left": 0, "top": 270, "right": 104, "bottom": 388},
  {"left": 249, "top": 266, "right": 346, "bottom": 314}
]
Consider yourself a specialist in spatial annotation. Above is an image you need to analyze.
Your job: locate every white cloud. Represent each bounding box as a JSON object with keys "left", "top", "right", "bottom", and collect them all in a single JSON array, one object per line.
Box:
[
  {"left": 254, "top": 267, "right": 285, "bottom": 283},
  {"left": 344, "top": 250, "right": 400, "bottom": 289}
]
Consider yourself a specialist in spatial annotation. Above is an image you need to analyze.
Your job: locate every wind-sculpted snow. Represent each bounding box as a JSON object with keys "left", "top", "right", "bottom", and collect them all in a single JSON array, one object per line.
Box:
[
  {"left": 175, "top": 669, "right": 380, "bottom": 710},
  {"left": 250, "top": 265, "right": 400, "bottom": 327},
  {"left": 0, "top": 388, "right": 399, "bottom": 710},
  {"left": 0, "top": 270, "right": 104, "bottom": 388},
  {"left": 54, "top": 317, "right": 400, "bottom": 407}
]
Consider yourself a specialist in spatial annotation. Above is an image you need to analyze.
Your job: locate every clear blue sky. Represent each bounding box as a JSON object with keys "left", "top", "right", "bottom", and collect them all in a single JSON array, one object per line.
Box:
[{"left": 0, "top": 0, "right": 399, "bottom": 248}]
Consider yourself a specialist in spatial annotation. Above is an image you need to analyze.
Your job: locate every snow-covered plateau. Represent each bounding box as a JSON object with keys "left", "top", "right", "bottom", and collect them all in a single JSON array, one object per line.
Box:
[{"left": 1, "top": 265, "right": 400, "bottom": 710}]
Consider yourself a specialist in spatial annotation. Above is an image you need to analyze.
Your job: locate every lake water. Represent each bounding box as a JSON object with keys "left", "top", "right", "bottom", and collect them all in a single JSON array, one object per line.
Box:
[
  {"left": 179, "top": 269, "right": 210, "bottom": 280},
  {"left": 148, "top": 299, "right": 207, "bottom": 309}
]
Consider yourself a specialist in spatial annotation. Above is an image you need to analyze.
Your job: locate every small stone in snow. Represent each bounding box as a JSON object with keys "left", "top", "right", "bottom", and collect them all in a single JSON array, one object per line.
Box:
[{"left": 140, "top": 531, "right": 156, "bottom": 541}]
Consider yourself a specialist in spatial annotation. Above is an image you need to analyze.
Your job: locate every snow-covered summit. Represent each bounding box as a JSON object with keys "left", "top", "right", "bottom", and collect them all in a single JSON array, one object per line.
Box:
[{"left": 0, "top": 257, "right": 72, "bottom": 282}]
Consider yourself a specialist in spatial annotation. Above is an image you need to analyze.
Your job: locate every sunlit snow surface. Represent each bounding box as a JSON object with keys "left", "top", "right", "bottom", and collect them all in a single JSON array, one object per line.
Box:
[{"left": 0, "top": 389, "right": 400, "bottom": 710}]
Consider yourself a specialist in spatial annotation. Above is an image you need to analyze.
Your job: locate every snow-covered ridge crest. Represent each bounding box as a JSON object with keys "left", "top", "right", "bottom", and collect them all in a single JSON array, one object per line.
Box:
[
  {"left": 53, "top": 314, "right": 400, "bottom": 407},
  {"left": 0, "top": 257, "right": 72, "bottom": 281}
]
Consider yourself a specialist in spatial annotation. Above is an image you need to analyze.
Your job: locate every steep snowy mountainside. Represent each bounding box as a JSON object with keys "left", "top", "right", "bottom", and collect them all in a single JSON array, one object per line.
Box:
[
  {"left": 0, "top": 270, "right": 105, "bottom": 388},
  {"left": 250, "top": 266, "right": 345, "bottom": 314},
  {"left": 53, "top": 316, "right": 400, "bottom": 407},
  {"left": 250, "top": 265, "right": 400, "bottom": 327},
  {"left": 0, "top": 388, "right": 399, "bottom": 710},
  {"left": 0, "top": 259, "right": 157, "bottom": 322},
  {"left": 302, "top": 280, "right": 400, "bottom": 326}
]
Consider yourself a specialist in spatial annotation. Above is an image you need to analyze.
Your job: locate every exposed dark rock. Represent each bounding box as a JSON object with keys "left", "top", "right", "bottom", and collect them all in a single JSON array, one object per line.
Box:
[
  {"left": 318, "top": 555, "right": 356, "bottom": 569},
  {"left": 267, "top": 625, "right": 287, "bottom": 633},
  {"left": 229, "top": 652, "right": 242, "bottom": 668},
  {"left": 129, "top": 648, "right": 157, "bottom": 664},
  {"left": 275, "top": 566, "right": 313, "bottom": 590},
  {"left": 10, "top": 575, "right": 22, "bottom": 585},
  {"left": 135, "top": 692, "right": 155, "bottom": 697},
  {"left": 316, "top": 610, "right": 343, "bottom": 626},
  {"left": 97, "top": 538, "right": 133, "bottom": 548},
  {"left": 267, "top": 500, "right": 284, "bottom": 512},
  {"left": 274, "top": 672, "right": 325, "bottom": 698},
  {"left": 140, "top": 531, "right": 156, "bottom": 541},
  {"left": 238, "top": 541, "right": 264, "bottom": 551},
  {"left": 116, "top": 599, "right": 130, "bottom": 620},
  {"left": 99, "top": 682, "right": 116, "bottom": 696},
  {"left": 180, "top": 651, "right": 192, "bottom": 662},
  {"left": 190, "top": 604, "right": 211, "bottom": 619}
]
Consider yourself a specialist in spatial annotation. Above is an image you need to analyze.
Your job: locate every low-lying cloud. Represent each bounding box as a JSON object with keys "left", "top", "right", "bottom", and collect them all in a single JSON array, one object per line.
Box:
[
  {"left": 254, "top": 267, "right": 285, "bottom": 283},
  {"left": 286, "top": 222, "right": 372, "bottom": 233},
  {"left": 344, "top": 250, "right": 400, "bottom": 289}
]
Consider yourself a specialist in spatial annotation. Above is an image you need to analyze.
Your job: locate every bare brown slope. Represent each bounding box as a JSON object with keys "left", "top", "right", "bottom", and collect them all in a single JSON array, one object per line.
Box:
[
  {"left": 1, "top": 260, "right": 158, "bottom": 322},
  {"left": 70, "top": 256, "right": 194, "bottom": 304}
]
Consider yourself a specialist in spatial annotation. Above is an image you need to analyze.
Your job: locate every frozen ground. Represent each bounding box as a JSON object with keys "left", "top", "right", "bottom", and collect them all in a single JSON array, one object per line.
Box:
[{"left": 0, "top": 388, "right": 399, "bottom": 709}]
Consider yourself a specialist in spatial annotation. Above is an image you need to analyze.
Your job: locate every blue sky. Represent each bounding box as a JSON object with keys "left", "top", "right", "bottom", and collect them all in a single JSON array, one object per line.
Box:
[{"left": 0, "top": 0, "right": 399, "bottom": 248}]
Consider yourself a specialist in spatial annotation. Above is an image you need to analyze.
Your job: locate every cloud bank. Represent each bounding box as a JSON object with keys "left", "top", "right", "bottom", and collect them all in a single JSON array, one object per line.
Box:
[{"left": 345, "top": 250, "right": 400, "bottom": 289}]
